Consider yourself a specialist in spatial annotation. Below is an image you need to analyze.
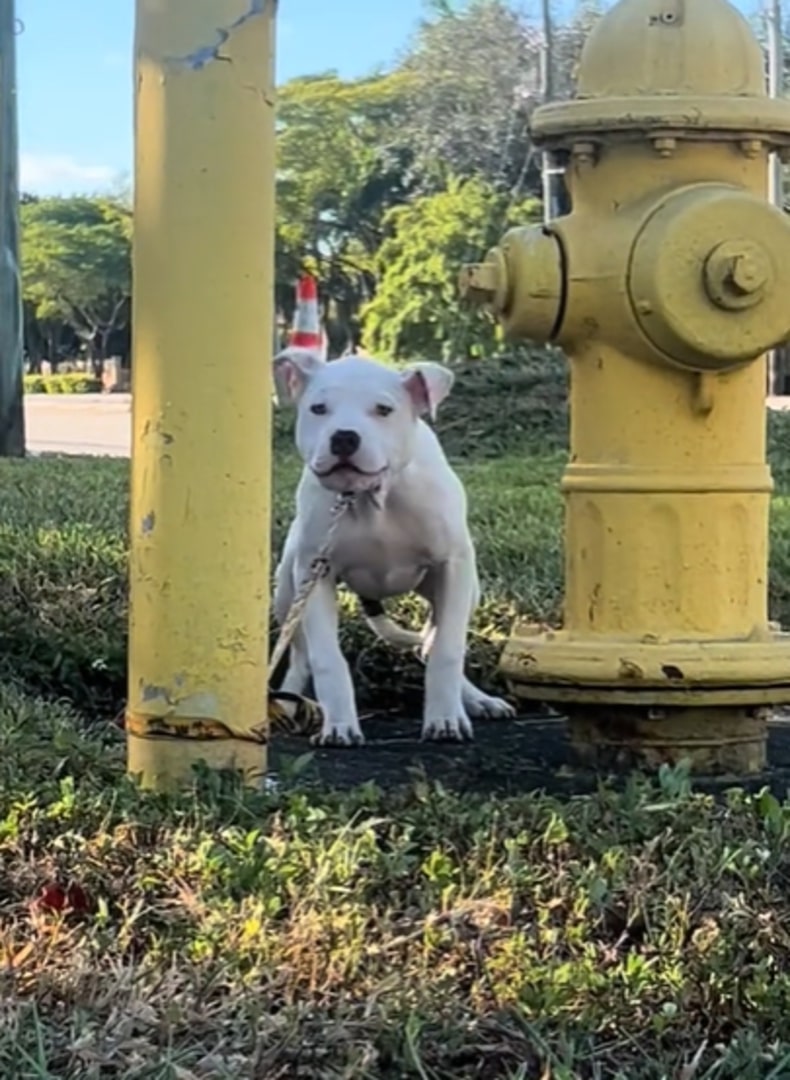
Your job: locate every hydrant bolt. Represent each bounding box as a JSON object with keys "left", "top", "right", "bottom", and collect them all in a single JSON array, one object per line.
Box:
[
  {"left": 652, "top": 136, "right": 676, "bottom": 156},
  {"left": 739, "top": 138, "right": 762, "bottom": 158},
  {"left": 729, "top": 253, "right": 766, "bottom": 294},
  {"left": 704, "top": 240, "right": 772, "bottom": 311},
  {"left": 572, "top": 141, "right": 596, "bottom": 165}
]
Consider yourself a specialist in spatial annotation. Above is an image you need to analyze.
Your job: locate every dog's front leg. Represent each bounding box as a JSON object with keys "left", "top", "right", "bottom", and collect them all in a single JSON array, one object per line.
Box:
[
  {"left": 300, "top": 571, "right": 364, "bottom": 747},
  {"left": 421, "top": 554, "right": 475, "bottom": 742}
]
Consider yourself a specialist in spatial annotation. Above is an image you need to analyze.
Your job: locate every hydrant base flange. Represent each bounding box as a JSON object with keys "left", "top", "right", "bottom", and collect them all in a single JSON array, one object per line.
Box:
[
  {"left": 500, "top": 624, "right": 790, "bottom": 707},
  {"left": 565, "top": 704, "right": 767, "bottom": 776}
]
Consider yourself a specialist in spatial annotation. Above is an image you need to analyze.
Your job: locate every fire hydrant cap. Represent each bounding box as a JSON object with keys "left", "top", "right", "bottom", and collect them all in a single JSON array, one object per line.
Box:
[
  {"left": 531, "top": 0, "right": 790, "bottom": 148},
  {"left": 577, "top": 0, "right": 763, "bottom": 99}
]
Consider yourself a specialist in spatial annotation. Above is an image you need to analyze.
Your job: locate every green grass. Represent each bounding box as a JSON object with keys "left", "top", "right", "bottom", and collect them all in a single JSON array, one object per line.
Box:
[
  {"left": 0, "top": 449, "right": 565, "bottom": 716},
  {"left": 5, "top": 354, "right": 790, "bottom": 1075},
  {"left": 5, "top": 693, "right": 790, "bottom": 1077}
]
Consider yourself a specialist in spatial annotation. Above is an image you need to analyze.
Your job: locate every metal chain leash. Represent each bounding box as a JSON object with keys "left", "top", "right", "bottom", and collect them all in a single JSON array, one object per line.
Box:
[{"left": 267, "top": 492, "right": 355, "bottom": 681}]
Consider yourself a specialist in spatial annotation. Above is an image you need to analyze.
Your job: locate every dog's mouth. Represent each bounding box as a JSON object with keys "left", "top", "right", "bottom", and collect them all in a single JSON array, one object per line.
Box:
[
  {"left": 312, "top": 461, "right": 388, "bottom": 500},
  {"left": 315, "top": 462, "right": 385, "bottom": 479}
]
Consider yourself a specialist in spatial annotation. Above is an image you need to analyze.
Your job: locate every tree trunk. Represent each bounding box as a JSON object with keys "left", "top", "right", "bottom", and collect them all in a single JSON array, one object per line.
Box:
[
  {"left": 23, "top": 311, "right": 42, "bottom": 372},
  {"left": 99, "top": 295, "right": 129, "bottom": 365}
]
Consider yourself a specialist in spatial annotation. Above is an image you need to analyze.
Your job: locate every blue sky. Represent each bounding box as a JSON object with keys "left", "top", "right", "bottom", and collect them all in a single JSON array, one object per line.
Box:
[
  {"left": 16, "top": 0, "right": 763, "bottom": 197},
  {"left": 16, "top": 0, "right": 428, "bottom": 196}
]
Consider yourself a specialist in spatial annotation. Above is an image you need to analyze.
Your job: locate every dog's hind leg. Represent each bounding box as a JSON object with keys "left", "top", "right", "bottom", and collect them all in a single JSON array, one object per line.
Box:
[{"left": 418, "top": 571, "right": 514, "bottom": 722}]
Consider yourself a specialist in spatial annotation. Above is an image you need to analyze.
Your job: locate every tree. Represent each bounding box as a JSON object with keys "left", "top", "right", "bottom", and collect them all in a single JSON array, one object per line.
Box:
[
  {"left": 271, "top": 3, "right": 607, "bottom": 358},
  {"left": 20, "top": 196, "right": 131, "bottom": 372},
  {"left": 276, "top": 73, "right": 414, "bottom": 353},
  {"left": 551, "top": 2, "right": 606, "bottom": 100},
  {"left": 361, "top": 176, "right": 541, "bottom": 360},
  {"left": 398, "top": 0, "right": 543, "bottom": 196}
]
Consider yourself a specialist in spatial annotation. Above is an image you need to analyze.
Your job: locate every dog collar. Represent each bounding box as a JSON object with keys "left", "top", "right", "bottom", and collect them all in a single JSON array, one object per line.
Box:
[{"left": 342, "top": 485, "right": 383, "bottom": 510}]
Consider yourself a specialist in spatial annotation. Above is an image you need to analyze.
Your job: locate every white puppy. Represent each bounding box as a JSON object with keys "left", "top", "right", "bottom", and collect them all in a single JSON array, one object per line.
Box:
[{"left": 273, "top": 346, "right": 515, "bottom": 746}]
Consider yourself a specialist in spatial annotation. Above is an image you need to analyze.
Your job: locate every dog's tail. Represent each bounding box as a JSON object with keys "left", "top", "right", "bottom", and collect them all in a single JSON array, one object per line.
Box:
[{"left": 359, "top": 597, "right": 423, "bottom": 649}]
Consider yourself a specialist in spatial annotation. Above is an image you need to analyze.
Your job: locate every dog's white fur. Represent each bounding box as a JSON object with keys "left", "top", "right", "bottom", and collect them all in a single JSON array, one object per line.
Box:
[{"left": 273, "top": 346, "right": 515, "bottom": 746}]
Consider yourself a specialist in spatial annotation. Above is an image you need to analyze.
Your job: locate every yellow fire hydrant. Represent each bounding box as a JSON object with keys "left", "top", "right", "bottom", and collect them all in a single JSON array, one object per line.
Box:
[{"left": 461, "top": 0, "right": 790, "bottom": 774}]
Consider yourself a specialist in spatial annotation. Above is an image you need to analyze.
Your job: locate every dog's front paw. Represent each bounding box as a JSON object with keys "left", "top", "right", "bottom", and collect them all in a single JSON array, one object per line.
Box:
[
  {"left": 311, "top": 719, "right": 365, "bottom": 748},
  {"left": 464, "top": 687, "right": 516, "bottom": 721},
  {"left": 421, "top": 708, "right": 473, "bottom": 743}
]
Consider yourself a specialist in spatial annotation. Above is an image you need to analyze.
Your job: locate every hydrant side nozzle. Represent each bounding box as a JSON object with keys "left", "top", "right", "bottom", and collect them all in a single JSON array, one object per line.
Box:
[
  {"left": 461, "top": 226, "right": 565, "bottom": 345},
  {"left": 458, "top": 247, "right": 509, "bottom": 313}
]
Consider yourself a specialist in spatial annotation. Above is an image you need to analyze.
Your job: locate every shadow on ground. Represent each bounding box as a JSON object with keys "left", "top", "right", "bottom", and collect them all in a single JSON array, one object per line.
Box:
[{"left": 270, "top": 711, "right": 790, "bottom": 798}]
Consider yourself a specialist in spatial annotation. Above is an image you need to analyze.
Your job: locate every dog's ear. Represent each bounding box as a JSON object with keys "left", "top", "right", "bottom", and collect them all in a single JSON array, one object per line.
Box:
[
  {"left": 273, "top": 347, "right": 325, "bottom": 405},
  {"left": 401, "top": 362, "right": 455, "bottom": 422}
]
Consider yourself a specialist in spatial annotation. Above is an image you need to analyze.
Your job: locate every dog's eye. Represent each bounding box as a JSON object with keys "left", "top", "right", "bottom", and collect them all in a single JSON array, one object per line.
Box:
[
  {"left": 375, "top": 404, "right": 394, "bottom": 417},
  {"left": 310, "top": 402, "right": 327, "bottom": 416}
]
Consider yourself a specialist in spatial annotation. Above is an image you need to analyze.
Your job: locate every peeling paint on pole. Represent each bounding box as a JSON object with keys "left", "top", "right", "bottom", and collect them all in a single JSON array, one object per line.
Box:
[{"left": 165, "top": 0, "right": 273, "bottom": 71}]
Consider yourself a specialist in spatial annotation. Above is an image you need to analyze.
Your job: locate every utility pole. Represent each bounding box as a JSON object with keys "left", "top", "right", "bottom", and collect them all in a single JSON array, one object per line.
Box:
[
  {"left": 0, "top": 0, "right": 24, "bottom": 456},
  {"left": 766, "top": 0, "right": 783, "bottom": 394}
]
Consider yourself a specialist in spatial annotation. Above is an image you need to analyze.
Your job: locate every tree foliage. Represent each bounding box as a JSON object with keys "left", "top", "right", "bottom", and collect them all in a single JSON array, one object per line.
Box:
[
  {"left": 397, "top": 0, "right": 543, "bottom": 195},
  {"left": 276, "top": 73, "right": 414, "bottom": 353},
  {"left": 363, "top": 178, "right": 540, "bottom": 359},
  {"left": 269, "top": 0, "right": 597, "bottom": 357},
  {"left": 21, "top": 196, "right": 131, "bottom": 370}
]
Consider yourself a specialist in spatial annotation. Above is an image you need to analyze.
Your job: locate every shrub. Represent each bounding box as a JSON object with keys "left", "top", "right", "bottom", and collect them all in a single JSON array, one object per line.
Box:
[
  {"left": 23, "top": 374, "right": 45, "bottom": 393},
  {"left": 24, "top": 372, "right": 102, "bottom": 394}
]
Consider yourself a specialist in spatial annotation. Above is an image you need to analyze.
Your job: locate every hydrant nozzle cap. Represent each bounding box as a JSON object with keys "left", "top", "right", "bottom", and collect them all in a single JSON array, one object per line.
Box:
[
  {"left": 459, "top": 247, "right": 509, "bottom": 314},
  {"left": 628, "top": 186, "right": 790, "bottom": 370},
  {"left": 460, "top": 227, "right": 564, "bottom": 345}
]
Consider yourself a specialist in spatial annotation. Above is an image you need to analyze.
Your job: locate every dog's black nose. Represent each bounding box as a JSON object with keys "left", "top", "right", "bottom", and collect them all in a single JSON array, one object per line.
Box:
[{"left": 330, "top": 429, "right": 361, "bottom": 459}]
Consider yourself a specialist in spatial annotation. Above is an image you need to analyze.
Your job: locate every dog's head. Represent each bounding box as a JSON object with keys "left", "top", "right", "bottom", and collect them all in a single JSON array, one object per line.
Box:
[{"left": 273, "top": 347, "right": 454, "bottom": 494}]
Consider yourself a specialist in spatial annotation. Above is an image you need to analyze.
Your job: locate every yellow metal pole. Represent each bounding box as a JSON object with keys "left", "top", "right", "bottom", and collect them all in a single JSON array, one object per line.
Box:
[{"left": 127, "top": 0, "right": 276, "bottom": 790}]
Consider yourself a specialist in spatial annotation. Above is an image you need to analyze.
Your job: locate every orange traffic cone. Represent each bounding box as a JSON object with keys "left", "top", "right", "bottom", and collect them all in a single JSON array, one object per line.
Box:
[{"left": 288, "top": 274, "right": 325, "bottom": 354}]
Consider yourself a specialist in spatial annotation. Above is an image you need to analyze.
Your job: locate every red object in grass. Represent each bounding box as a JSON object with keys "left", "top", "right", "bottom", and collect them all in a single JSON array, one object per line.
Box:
[{"left": 33, "top": 881, "right": 92, "bottom": 915}]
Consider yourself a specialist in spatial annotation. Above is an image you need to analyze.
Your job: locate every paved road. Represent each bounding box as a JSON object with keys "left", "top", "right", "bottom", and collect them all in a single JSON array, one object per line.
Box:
[
  {"left": 21, "top": 393, "right": 790, "bottom": 459},
  {"left": 24, "top": 394, "right": 131, "bottom": 457}
]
